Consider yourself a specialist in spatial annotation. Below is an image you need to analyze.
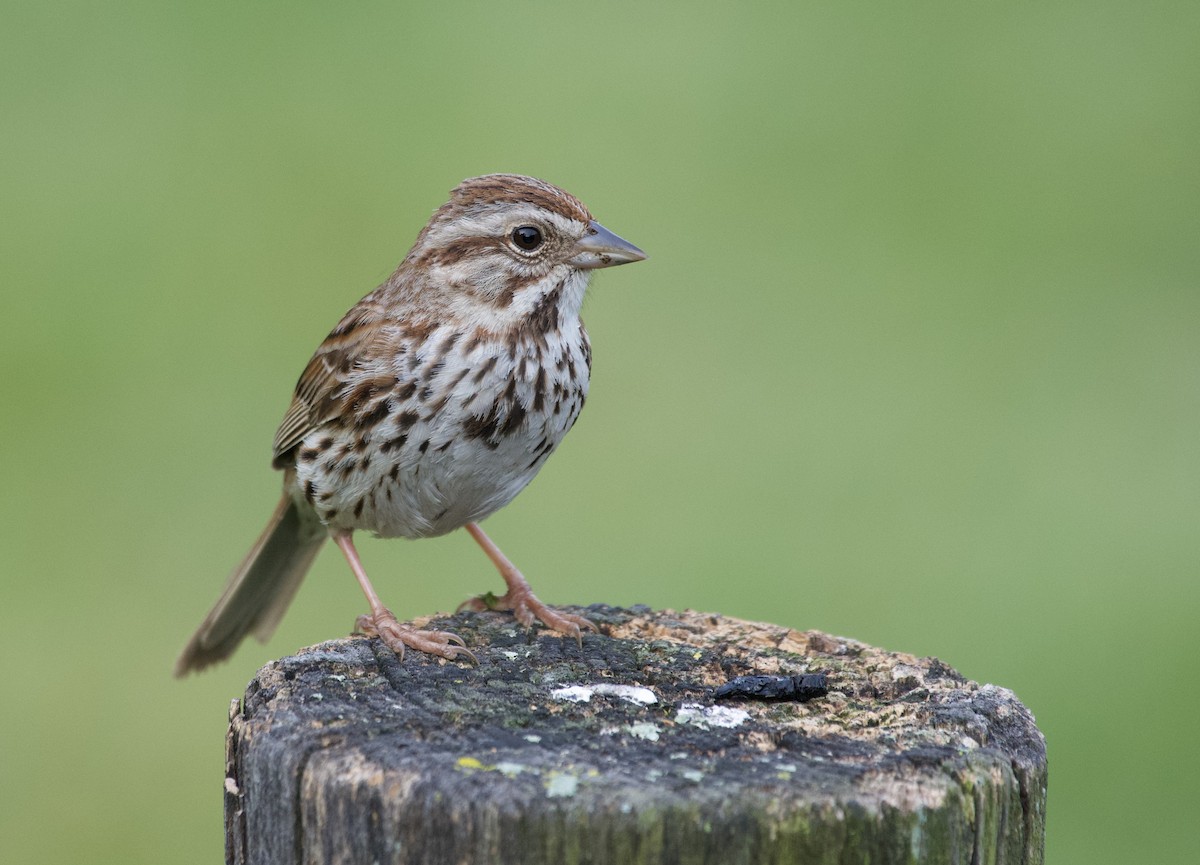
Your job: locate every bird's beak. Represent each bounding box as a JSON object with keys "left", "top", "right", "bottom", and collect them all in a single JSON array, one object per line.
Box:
[{"left": 569, "top": 220, "right": 647, "bottom": 269}]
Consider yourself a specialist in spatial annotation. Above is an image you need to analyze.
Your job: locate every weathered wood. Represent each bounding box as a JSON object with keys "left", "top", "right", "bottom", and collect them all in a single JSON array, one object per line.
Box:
[{"left": 224, "top": 606, "right": 1046, "bottom": 865}]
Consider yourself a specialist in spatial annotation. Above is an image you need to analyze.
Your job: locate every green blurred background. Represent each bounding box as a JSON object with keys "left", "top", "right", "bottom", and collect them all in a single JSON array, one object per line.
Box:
[{"left": 2, "top": 2, "right": 1196, "bottom": 863}]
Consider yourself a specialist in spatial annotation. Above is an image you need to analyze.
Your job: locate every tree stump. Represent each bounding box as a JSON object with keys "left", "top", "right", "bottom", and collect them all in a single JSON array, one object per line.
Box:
[{"left": 223, "top": 606, "right": 1046, "bottom": 865}]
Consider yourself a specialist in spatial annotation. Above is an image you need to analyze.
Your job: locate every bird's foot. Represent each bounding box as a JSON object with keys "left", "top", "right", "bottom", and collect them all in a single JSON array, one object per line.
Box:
[
  {"left": 457, "top": 589, "right": 597, "bottom": 645},
  {"left": 355, "top": 608, "right": 476, "bottom": 663}
]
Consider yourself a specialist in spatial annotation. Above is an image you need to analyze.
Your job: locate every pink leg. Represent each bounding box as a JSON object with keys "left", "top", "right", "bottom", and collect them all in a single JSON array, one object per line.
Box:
[
  {"left": 333, "top": 531, "right": 475, "bottom": 662},
  {"left": 458, "top": 522, "right": 596, "bottom": 643}
]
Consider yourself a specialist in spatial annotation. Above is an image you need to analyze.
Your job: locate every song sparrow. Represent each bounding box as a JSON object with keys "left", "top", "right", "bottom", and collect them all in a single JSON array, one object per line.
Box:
[{"left": 175, "top": 174, "right": 645, "bottom": 675}]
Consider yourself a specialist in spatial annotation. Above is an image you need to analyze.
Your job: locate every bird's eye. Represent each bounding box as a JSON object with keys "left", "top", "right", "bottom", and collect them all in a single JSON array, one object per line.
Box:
[{"left": 511, "top": 225, "right": 543, "bottom": 251}]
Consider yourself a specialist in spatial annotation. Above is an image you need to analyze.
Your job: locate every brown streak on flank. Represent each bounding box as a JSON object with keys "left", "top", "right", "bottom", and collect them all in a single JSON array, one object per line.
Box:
[
  {"left": 353, "top": 499, "right": 365, "bottom": 519},
  {"left": 463, "top": 326, "right": 492, "bottom": 355},
  {"left": 358, "top": 398, "right": 390, "bottom": 429},
  {"left": 499, "top": 402, "right": 526, "bottom": 436},
  {"left": 471, "top": 355, "right": 498, "bottom": 383},
  {"left": 463, "top": 403, "right": 502, "bottom": 445},
  {"left": 388, "top": 464, "right": 401, "bottom": 481},
  {"left": 532, "top": 367, "right": 546, "bottom": 412},
  {"left": 396, "top": 411, "right": 420, "bottom": 431},
  {"left": 436, "top": 331, "right": 460, "bottom": 357},
  {"left": 380, "top": 434, "right": 407, "bottom": 454},
  {"left": 299, "top": 447, "right": 320, "bottom": 463},
  {"left": 395, "top": 380, "right": 418, "bottom": 401},
  {"left": 304, "top": 480, "right": 316, "bottom": 505},
  {"left": 318, "top": 436, "right": 334, "bottom": 451},
  {"left": 424, "top": 394, "right": 450, "bottom": 420},
  {"left": 526, "top": 439, "right": 555, "bottom": 469}
]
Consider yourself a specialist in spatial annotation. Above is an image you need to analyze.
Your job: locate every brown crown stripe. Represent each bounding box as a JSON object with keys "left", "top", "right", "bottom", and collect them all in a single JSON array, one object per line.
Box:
[{"left": 449, "top": 174, "right": 592, "bottom": 224}]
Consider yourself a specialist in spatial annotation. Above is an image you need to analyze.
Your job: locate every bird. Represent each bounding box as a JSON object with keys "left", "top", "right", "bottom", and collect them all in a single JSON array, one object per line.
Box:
[{"left": 175, "top": 174, "right": 645, "bottom": 675}]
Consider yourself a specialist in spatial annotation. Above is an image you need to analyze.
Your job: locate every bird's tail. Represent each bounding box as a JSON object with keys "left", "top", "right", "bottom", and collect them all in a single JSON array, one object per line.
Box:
[{"left": 175, "top": 494, "right": 327, "bottom": 676}]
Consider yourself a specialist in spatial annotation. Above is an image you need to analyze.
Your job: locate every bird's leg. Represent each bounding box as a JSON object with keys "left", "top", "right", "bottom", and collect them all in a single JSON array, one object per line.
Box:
[
  {"left": 333, "top": 531, "right": 475, "bottom": 662},
  {"left": 458, "top": 522, "right": 596, "bottom": 643}
]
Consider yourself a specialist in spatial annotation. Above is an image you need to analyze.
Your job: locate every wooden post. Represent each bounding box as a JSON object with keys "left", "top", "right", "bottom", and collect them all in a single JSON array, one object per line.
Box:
[{"left": 223, "top": 606, "right": 1046, "bottom": 865}]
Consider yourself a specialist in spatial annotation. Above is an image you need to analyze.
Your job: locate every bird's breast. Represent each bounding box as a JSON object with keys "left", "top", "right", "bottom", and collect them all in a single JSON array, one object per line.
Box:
[{"left": 290, "top": 319, "right": 591, "bottom": 539}]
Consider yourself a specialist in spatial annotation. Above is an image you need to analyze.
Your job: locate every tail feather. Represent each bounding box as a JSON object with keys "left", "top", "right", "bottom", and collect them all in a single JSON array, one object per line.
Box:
[{"left": 175, "top": 494, "right": 327, "bottom": 676}]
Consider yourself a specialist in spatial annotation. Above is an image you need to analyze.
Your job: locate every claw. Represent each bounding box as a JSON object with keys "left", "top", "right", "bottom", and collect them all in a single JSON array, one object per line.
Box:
[
  {"left": 355, "top": 609, "right": 477, "bottom": 663},
  {"left": 458, "top": 588, "right": 597, "bottom": 643}
]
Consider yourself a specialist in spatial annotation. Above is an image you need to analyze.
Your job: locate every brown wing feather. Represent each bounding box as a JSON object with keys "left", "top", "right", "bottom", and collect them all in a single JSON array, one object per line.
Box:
[{"left": 271, "top": 310, "right": 388, "bottom": 466}]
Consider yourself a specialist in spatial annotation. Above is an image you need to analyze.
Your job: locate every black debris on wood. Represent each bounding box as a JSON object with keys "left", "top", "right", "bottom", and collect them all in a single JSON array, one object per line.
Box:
[{"left": 713, "top": 672, "right": 828, "bottom": 701}]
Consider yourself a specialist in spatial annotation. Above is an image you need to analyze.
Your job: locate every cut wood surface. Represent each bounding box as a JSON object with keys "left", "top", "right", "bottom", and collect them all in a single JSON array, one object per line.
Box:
[{"left": 224, "top": 605, "right": 1046, "bottom": 865}]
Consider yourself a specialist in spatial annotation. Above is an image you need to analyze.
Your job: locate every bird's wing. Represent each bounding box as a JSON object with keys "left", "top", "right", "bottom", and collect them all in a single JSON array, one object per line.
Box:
[{"left": 271, "top": 311, "right": 387, "bottom": 466}]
